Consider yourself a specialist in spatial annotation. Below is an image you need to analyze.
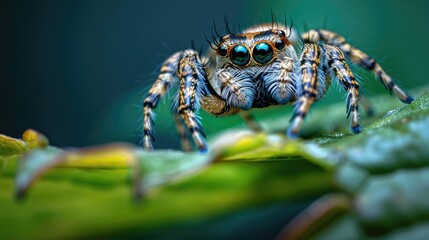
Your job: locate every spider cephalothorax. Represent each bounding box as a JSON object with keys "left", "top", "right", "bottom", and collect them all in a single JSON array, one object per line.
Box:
[
  {"left": 212, "top": 28, "right": 298, "bottom": 110},
  {"left": 142, "top": 23, "right": 413, "bottom": 152}
]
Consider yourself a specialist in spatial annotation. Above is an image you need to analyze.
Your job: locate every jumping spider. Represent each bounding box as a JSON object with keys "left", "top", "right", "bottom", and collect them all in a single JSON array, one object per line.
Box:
[{"left": 142, "top": 23, "right": 413, "bottom": 152}]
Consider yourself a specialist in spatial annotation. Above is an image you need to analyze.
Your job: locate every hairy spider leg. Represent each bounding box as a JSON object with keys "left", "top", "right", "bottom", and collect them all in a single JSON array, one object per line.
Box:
[
  {"left": 142, "top": 52, "right": 182, "bottom": 150},
  {"left": 324, "top": 45, "right": 361, "bottom": 133},
  {"left": 239, "top": 111, "right": 262, "bottom": 132},
  {"left": 359, "top": 94, "right": 375, "bottom": 116},
  {"left": 302, "top": 29, "right": 414, "bottom": 104},
  {"left": 173, "top": 114, "right": 192, "bottom": 152},
  {"left": 287, "top": 43, "right": 321, "bottom": 138},
  {"left": 176, "top": 50, "right": 208, "bottom": 152}
]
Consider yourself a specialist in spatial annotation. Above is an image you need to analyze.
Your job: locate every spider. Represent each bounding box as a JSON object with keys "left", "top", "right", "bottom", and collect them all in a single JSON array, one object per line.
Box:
[{"left": 142, "top": 23, "right": 413, "bottom": 152}]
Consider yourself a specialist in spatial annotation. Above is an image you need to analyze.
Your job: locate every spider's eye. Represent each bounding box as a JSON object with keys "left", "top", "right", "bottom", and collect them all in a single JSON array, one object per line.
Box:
[
  {"left": 253, "top": 42, "right": 273, "bottom": 64},
  {"left": 230, "top": 45, "right": 250, "bottom": 66},
  {"left": 275, "top": 39, "right": 285, "bottom": 50},
  {"left": 217, "top": 45, "right": 227, "bottom": 56},
  {"left": 277, "top": 30, "right": 286, "bottom": 37}
]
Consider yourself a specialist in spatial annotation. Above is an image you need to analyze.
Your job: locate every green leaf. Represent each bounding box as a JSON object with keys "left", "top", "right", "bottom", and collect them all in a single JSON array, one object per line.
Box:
[
  {"left": 14, "top": 144, "right": 135, "bottom": 199},
  {"left": 1, "top": 87, "right": 429, "bottom": 240},
  {"left": 0, "top": 129, "right": 49, "bottom": 157},
  {"left": 0, "top": 134, "right": 28, "bottom": 157},
  {"left": 134, "top": 150, "right": 215, "bottom": 198}
]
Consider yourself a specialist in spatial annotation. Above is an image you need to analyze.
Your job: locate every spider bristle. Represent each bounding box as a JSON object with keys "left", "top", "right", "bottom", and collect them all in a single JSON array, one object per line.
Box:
[
  {"left": 297, "top": 39, "right": 304, "bottom": 50},
  {"left": 198, "top": 45, "right": 203, "bottom": 56},
  {"left": 322, "top": 14, "right": 329, "bottom": 29},
  {"left": 212, "top": 34, "right": 219, "bottom": 46},
  {"left": 303, "top": 22, "right": 309, "bottom": 33},
  {"left": 288, "top": 17, "right": 294, "bottom": 38},
  {"left": 295, "top": 31, "right": 305, "bottom": 52},
  {"left": 224, "top": 15, "right": 232, "bottom": 34},
  {"left": 276, "top": 15, "right": 279, "bottom": 28},
  {"left": 160, "top": 41, "right": 172, "bottom": 52},
  {"left": 210, "top": 28, "right": 217, "bottom": 44},
  {"left": 209, "top": 26, "right": 220, "bottom": 46},
  {"left": 283, "top": 10, "right": 287, "bottom": 26},
  {"left": 190, "top": 39, "right": 196, "bottom": 50},
  {"left": 212, "top": 18, "right": 221, "bottom": 38},
  {"left": 203, "top": 58, "right": 211, "bottom": 68},
  {"left": 204, "top": 33, "right": 217, "bottom": 50},
  {"left": 272, "top": 10, "right": 280, "bottom": 29},
  {"left": 271, "top": 9, "right": 275, "bottom": 29}
]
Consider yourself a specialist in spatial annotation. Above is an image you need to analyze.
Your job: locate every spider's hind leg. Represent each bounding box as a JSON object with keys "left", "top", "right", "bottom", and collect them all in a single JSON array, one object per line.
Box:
[
  {"left": 360, "top": 94, "right": 375, "bottom": 117},
  {"left": 302, "top": 29, "right": 413, "bottom": 104},
  {"left": 239, "top": 111, "right": 263, "bottom": 132}
]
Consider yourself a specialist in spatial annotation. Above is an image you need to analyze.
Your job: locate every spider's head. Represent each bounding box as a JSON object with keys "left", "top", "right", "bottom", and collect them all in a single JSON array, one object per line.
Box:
[{"left": 215, "top": 29, "right": 291, "bottom": 67}]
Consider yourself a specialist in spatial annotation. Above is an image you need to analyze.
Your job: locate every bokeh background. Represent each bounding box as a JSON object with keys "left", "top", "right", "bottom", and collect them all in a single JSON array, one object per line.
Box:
[{"left": 1, "top": 0, "right": 427, "bottom": 148}]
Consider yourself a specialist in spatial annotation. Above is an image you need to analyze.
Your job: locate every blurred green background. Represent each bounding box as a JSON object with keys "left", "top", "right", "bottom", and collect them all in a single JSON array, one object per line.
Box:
[{"left": 1, "top": 0, "right": 427, "bottom": 148}]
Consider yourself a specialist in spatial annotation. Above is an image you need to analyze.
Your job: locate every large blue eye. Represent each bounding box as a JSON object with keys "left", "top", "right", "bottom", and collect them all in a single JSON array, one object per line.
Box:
[
  {"left": 253, "top": 42, "right": 273, "bottom": 64},
  {"left": 230, "top": 45, "right": 250, "bottom": 66}
]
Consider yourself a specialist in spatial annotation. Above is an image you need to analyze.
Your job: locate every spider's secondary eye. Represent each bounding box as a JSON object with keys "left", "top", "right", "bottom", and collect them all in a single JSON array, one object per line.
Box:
[
  {"left": 277, "top": 30, "right": 286, "bottom": 37},
  {"left": 253, "top": 42, "right": 273, "bottom": 64},
  {"left": 218, "top": 45, "right": 227, "bottom": 56},
  {"left": 275, "top": 39, "right": 285, "bottom": 50},
  {"left": 230, "top": 45, "right": 250, "bottom": 66}
]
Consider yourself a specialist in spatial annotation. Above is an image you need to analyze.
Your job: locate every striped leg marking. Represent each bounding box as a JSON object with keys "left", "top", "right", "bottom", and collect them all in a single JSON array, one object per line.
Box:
[
  {"left": 217, "top": 69, "right": 254, "bottom": 110},
  {"left": 287, "top": 44, "right": 321, "bottom": 138},
  {"left": 177, "top": 50, "right": 208, "bottom": 152},
  {"left": 324, "top": 45, "right": 361, "bottom": 133},
  {"left": 264, "top": 55, "right": 297, "bottom": 104},
  {"left": 173, "top": 114, "right": 192, "bottom": 152},
  {"left": 143, "top": 49, "right": 210, "bottom": 152},
  {"left": 143, "top": 52, "right": 182, "bottom": 150},
  {"left": 179, "top": 110, "right": 207, "bottom": 152},
  {"left": 302, "top": 29, "right": 413, "bottom": 104}
]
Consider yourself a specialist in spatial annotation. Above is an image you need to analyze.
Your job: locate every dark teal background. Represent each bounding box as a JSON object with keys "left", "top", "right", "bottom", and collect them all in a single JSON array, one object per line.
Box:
[{"left": 1, "top": 0, "right": 427, "bottom": 148}]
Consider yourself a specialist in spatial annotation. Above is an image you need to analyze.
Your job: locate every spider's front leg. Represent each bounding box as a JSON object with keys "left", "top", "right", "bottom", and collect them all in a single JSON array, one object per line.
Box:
[
  {"left": 175, "top": 50, "right": 209, "bottom": 152},
  {"left": 142, "top": 50, "right": 208, "bottom": 152},
  {"left": 173, "top": 114, "right": 192, "bottom": 152},
  {"left": 287, "top": 43, "right": 321, "bottom": 138}
]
